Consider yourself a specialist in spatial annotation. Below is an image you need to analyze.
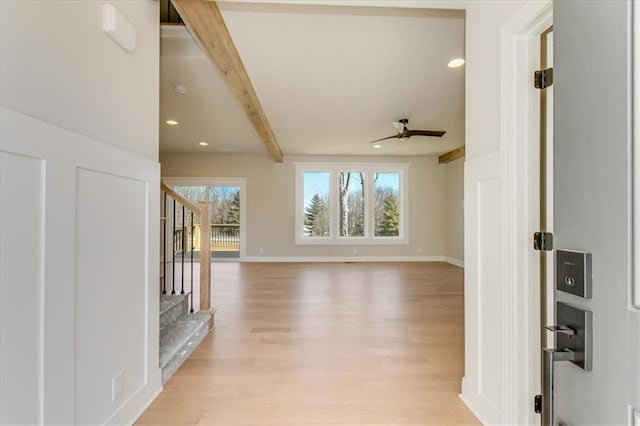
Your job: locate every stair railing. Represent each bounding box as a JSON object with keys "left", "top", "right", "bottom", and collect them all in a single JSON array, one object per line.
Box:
[{"left": 160, "top": 183, "right": 211, "bottom": 313}]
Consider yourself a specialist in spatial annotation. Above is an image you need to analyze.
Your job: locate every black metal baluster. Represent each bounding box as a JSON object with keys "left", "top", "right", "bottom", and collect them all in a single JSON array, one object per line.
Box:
[
  {"left": 172, "top": 198, "right": 176, "bottom": 295},
  {"left": 190, "top": 211, "right": 194, "bottom": 313},
  {"left": 162, "top": 192, "right": 167, "bottom": 295},
  {"left": 181, "top": 205, "right": 185, "bottom": 295}
]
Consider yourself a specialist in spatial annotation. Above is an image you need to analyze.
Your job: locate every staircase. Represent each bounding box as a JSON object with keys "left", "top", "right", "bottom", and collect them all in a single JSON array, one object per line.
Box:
[
  {"left": 159, "top": 182, "right": 215, "bottom": 385},
  {"left": 160, "top": 294, "right": 213, "bottom": 384}
]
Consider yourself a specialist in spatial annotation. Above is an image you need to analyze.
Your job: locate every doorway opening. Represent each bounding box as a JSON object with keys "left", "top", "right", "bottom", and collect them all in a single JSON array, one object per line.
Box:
[
  {"left": 209, "top": 185, "right": 241, "bottom": 259},
  {"left": 167, "top": 178, "right": 247, "bottom": 261}
]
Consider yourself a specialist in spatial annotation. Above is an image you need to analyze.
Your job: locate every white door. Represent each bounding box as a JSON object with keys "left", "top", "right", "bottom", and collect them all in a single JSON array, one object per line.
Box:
[{"left": 550, "top": 1, "right": 640, "bottom": 424}]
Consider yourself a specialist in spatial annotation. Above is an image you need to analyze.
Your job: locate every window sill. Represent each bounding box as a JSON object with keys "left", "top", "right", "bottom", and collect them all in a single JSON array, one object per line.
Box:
[{"left": 295, "top": 236, "right": 409, "bottom": 245}]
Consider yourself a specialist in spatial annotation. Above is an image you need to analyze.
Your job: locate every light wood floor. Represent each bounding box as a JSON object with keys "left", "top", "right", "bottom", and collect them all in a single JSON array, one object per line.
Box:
[{"left": 138, "top": 262, "right": 479, "bottom": 425}]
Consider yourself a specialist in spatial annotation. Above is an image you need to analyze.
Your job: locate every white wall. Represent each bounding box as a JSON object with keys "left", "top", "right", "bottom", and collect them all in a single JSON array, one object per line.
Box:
[
  {"left": 0, "top": 2, "right": 161, "bottom": 425},
  {"left": 161, "top": 153, "right": 449, "bottom": 260},
  {"left": 444, "top": 158, "right": 464, "bottom": 265},
  {"left": 465, "top": 0, "right": 525, "bottom": 161},
  {"left": 0, "top": 0, "right": 159, "bottom": 161}
]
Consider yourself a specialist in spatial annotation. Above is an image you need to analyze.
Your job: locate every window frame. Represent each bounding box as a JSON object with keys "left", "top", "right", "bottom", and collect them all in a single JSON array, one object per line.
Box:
[{"left": 295, "top": 162, "right": 409, "bottom": 245}]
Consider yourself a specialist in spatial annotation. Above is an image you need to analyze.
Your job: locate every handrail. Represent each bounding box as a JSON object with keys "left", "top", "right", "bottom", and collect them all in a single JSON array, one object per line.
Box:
[
  {"left": 159, "top": 183, "right": 211, "bottom": 317},
  {"left": 161, "top": 182, "right": 200, "bottom": 214}
]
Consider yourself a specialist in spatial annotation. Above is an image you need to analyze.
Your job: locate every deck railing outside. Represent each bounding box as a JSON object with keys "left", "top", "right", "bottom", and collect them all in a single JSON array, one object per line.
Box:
[{"left": 174, "top": 224, "right": 240, "bottom": 254}]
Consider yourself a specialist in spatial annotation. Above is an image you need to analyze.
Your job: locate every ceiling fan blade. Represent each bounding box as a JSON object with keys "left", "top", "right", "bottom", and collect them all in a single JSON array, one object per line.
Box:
[
  {"left": 407, "top": 129, "right": 447, "bottom": 138},
  {"left": 369, "top": 134, "right": 400, "bottom": 143}
]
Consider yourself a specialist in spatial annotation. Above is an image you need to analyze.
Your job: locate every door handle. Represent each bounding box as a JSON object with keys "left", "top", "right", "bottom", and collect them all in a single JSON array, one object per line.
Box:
[
  {"left": 543, "top": 347, "right": 575, "bottom": 426},
  {"left": 543, "top": 323, "right": 577, "bottom": 426},
  {"left": 545, "top": 325, "right": 576, "bottom": 336}
]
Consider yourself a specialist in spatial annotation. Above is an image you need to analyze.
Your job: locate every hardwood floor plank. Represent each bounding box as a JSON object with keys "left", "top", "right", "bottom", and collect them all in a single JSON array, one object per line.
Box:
[{"left": 137, "top": 262, "right": 479, "bottom": 425}]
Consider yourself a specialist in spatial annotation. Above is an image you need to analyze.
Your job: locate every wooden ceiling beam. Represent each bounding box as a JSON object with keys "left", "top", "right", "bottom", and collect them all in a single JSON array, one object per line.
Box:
[
  {"left": 171, "top": 0, "right": 284, "bottom": 162},
  {"left": 438, "top": 146, "right": 465, "bottom": 164}
]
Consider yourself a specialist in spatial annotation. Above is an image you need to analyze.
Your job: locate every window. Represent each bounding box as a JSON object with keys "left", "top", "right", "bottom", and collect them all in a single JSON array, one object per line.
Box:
[
  {"left": 374, "top": 172, "right": 400, "bottom": 237},
  {"left": 303, "top": 171, "right": 330, "bottom": 237},
  {"left": 339, "top": 171, "right": 365, "bottom": 237},
  {"left": 295, "top": 163, "right": 408, "bottom": 244}
]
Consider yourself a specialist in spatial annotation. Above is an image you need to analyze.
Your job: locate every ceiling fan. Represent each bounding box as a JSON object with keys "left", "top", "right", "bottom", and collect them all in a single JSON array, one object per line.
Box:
[{"left": 369, "top": 118, "right": 446, "bottom": 143}]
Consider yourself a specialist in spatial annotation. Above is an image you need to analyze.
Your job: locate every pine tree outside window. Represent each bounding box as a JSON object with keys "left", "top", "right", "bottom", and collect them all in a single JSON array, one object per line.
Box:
[
  {"left": 374, "top": 172, "right": 400, "bottom": 237},
  {"left": 302, "top": 171, "right": 331, "bottom": 238}
]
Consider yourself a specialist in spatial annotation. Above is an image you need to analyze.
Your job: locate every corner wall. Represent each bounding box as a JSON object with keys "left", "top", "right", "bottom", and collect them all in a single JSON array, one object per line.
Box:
[
  {"left": 0, "top": 2, "right": 161, "bottom": 425},
  {"left": 444, "top": 158, "right": 464, "bottom": 265}
]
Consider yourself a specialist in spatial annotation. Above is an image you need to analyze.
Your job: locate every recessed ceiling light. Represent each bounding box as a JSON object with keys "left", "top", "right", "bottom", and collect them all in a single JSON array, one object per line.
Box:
[
  {"left": 165, "top": 119, "right": 179, "bottom": 126},
  {"left": 448, "top": 58, "right": 465, "bottom": 68},
  {"left": 174, "top": 84, "right": 187, "bottom": 94},
  {"left": 199, "top": 141, "right": 208, "bottom": 146},
  {"left": 373, "top": 144, "right": 382, "bottom": 149}
]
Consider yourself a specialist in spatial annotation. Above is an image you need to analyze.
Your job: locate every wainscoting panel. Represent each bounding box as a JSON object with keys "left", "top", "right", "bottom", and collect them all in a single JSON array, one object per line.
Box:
[
  {"left": 75, "top": 169, "right": 148, "bottom": 425},
  {"left": 0, "top": 151, "right": 45, "bottom": 425},
  {"left": 460, "top": 151, "right": 503, "bottom": 425},
  {"left": 0, "top": 107, "right": 161, "bottom": 425},
  {"left": 476, "top": 178, "right": 503, "bottom": 411}
]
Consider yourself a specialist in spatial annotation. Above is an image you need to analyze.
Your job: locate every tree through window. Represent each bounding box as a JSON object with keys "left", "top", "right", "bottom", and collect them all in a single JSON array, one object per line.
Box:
[{"left": 296, "top": 164, "right": 408, "bottom": 244}]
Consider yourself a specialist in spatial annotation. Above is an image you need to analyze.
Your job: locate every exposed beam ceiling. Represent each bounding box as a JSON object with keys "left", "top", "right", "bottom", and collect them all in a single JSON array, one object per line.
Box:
[
  {"left": 438, "top": 145, "right": 465, "bottom": 164},
  {"left": 171, "top": 0, "right": 284, "bottom": 162}
]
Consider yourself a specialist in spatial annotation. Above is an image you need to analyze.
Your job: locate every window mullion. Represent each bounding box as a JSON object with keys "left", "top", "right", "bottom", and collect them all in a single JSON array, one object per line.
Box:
[
  {"left": 330, "top": 168, "right": 338, "bottom": 240},
  {"left": 365, "top": 170, "right": 372, "bottom": 239}
]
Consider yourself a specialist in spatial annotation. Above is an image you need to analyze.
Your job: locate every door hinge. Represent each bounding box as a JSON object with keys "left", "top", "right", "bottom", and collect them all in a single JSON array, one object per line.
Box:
[
  {"left": 534, "top": 394, "right": 542, "bottom": 413},
  {"left": 533, "top": 232, "right": 554, "bottom": 251},
  {"left": 534, "top": 67, "right": 554, "bottom": 89}
]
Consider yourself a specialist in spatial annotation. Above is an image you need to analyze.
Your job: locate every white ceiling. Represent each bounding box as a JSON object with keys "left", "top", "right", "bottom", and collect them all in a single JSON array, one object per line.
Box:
[{"left": 159, "top": 3, "right": 465, "bottom": 157}]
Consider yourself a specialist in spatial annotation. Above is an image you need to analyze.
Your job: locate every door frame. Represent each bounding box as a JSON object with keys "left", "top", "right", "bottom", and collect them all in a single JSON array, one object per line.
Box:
[
  {"left": 163, "top": 177, "right": 248, "bottom": 260},
  {"left": 500, "top": 1, "right": 552, "bottom": 424}
]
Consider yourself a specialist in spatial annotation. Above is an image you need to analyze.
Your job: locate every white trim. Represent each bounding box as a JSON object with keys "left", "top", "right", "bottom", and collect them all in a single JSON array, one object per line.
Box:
[
  {"left": 106, "top": 385, "right": 163, "bottom": 426},
  {"left": 459, "top": 380, "right": 497, "bottom": 426},
  {"left": 630, "top": 406, "right": 640, "bottom": 425},
  {"left": 500, "top": 2, "right": 552, "bottom": 425},
  {"left": 633, "top": 0, "right": 640, "bottom": 309},
  {"left": 163, "top": 176, "right": 248, "bottom": 186},
  {"left": 243, "top": 255, "right": 444, "bottom": 263},
  {"left": 162, "top": 177, "right": 248, "bottom": 260},
  {"left": 294, "top": 162, "right": 409, "bottom": 245},
  {"left": 444, "top": 256, "right": 464, "bottom": 268},
  {"left": 460, "top": 150, "right": 503, "bottom": 425}
]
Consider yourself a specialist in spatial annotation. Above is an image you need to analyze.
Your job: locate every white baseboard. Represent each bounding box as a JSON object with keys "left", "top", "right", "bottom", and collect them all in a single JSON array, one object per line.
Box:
[
  {"left": 459, "top": 377, "right": 497, "bottom": 425},
  {"left": 105, "top": 378, "right": 162, "bottom": 425},
  {"left": 444, "top": 256, "right": 465, "bottom": 268},
  {"left": 242, "top": 255, "right": 446, "bottom": 263}
]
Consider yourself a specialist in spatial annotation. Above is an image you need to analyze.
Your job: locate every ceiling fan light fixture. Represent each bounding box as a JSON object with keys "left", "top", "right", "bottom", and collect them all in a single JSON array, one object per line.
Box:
[
  {"left": 368, "top": 118, "right": 446, "bottom": 144},
  {"left": 448, "top": 58, "right": 465, "bottom": 68}
]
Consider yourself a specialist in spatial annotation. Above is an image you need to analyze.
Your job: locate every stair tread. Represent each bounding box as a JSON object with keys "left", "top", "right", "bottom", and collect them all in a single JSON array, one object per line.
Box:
[
  {"left": 159, "top": 294, "right": 189, "bottom": 317},
  {"left": 159, "top": 312, "right": 210, "bottom": 369}
]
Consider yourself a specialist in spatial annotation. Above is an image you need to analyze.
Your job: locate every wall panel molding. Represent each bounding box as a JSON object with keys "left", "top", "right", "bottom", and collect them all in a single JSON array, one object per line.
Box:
[
  {"left": 460, "top": 151, "right": 502, "bottom": 425},
  {"left": 0, "top": 107, "right": 161, "bottom": 425},
  {"left": 0, "top": 151, "right": 45, "bottom": 425}
]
